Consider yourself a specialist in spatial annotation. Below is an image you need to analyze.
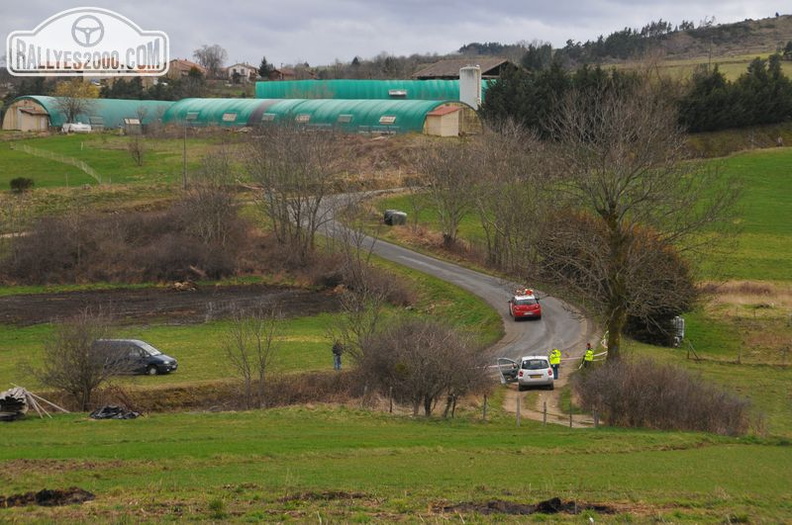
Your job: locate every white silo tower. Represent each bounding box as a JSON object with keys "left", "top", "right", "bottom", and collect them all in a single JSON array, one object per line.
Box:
[{"left": 459, "top": 66, "right": 482, "bottom": 109}]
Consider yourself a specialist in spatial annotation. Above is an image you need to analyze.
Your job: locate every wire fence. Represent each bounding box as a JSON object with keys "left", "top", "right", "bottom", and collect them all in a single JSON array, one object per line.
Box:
[{"left": 9, "top": 143, "right": 102, "bottom": 184}]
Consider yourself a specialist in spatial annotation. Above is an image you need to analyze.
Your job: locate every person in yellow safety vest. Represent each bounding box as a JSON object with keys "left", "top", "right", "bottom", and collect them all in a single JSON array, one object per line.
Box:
[
  {"left": 583, "top": 342, "right": 594, "bottom": 368},
  {"left": 549, "top": 348, "right": 561, "bottom": 379}
]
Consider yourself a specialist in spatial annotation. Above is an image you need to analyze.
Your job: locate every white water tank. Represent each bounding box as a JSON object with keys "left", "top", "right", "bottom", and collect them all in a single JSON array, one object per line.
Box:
[{"left": 459, "top": 66, "right": 482, "bottom": 109}]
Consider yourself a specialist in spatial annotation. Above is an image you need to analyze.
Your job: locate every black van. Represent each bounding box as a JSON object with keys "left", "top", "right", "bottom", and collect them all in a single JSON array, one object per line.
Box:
[{"left": 93, "top": 339, "right": 178, "bottom": 375}]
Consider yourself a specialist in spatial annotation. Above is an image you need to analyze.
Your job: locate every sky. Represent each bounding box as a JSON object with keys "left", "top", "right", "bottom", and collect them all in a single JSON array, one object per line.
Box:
[{"left": 1, "top": 1, "right": 785, "bottom": 69}]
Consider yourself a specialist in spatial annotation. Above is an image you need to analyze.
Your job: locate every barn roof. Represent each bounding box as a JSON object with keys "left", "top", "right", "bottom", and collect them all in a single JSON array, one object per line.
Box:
[{"left": 412, "top": 57, "right": 516, "bottom": 79}]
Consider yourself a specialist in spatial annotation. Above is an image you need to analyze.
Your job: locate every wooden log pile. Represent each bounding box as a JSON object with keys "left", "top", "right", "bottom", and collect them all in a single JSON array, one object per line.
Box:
[{"left": 0, "top": 386, "right": 69, "bottom": 421}]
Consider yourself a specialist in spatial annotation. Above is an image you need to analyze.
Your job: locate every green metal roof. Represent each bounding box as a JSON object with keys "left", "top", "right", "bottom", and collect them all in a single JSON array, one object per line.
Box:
[
  {"left": 255, "top": 79, "right": 490, "bottom": 100},
  {"left": 163, "top": 98, "right": 468, "bottom": 133},
  {"left": 14, "top": 96, "right": 174, "bottom": 127}
]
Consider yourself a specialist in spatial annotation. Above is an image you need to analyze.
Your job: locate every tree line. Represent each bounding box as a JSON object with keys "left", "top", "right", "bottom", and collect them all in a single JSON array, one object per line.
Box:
[{"left": 480, "top": 53, "right": 792, "bottom": 135}]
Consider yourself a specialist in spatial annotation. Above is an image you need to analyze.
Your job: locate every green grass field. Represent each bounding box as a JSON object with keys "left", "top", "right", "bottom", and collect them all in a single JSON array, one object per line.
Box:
[
  {"left": 1, "top": 133, "right": 243, "bottom": 189},
  {"left": 0, "top": 135, "right": 790, "bottom": 522},
  {"left": 0, "top": 407, "right": 789, "bottom": 523}
]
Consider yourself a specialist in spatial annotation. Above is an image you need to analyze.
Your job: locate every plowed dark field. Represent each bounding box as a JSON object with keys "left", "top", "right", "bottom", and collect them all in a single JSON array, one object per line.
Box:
[{"left": 0, "top": 284, "right": 340, "bottom": 326}]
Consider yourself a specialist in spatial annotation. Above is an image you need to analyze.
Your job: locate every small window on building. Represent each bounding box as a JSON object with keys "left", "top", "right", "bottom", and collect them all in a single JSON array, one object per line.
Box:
[
  {"left": 295, "top": 114, "right": 311, "bottom": 123},
  {"left": 222, "top": 113, "right": 237, "bottom": 122},
  {"left": 337, "top": 114, "right": 353, "bottom": 124},
  {"left": 379, "top": 115, "right": 397, "bottom": 125},
  {"left": 260, "top": 113, "right": 276, "bottom": 122},
  {"left": 388, "top": 89, "right": 407, "bottom": 98},
  {"left": 185, "top": 111, "right": 199, "bottom": 122}
]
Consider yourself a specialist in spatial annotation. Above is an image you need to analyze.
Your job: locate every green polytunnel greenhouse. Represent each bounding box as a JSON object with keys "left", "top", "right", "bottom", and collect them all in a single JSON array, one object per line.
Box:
[
  {"left": 1, "top": 96, "right": 174, "bottom": 131},
  {"left": 255, "top": 79, "right": 492, "bottom": 101},
  {"left": 160, "top": 98, "right": 281, "bottom": 127},
  {"left": 161, "top": 97, "right": 481, "bottom": 136}
]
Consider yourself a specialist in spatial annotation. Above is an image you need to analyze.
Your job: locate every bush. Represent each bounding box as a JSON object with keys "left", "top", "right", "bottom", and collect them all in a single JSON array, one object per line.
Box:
[
  {"left": 0, "top": 202, "right": 251, "bottom": 284},
  {"left": 9, "top": 177, "right": 34, "bottom": 193},
  {"left": 357, "top": 317, "right": 491, "bottom": 416},
  {"left": 573, "top": 358, "right": 755, "bottom": 435}
]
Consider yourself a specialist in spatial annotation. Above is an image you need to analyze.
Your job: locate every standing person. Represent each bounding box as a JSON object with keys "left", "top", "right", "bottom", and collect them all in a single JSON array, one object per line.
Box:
[
  {"left": 583, "top": 343, "right": 594, "bottom": 368},
  {"left": 549, "top": 348, "right": 561, "bottom": 379},
  {"left": 332, "top": 341, "right": 344, "bottom": 370}
]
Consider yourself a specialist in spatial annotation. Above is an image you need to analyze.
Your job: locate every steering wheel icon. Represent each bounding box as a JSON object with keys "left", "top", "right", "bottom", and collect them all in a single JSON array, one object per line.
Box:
[{"left": 71, "top": 15, "right": 105, "bottom": 47}]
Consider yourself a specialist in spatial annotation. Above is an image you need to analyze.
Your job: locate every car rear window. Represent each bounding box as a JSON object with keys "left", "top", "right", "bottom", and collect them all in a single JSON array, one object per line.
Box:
[
  {"left": 514, "top": 298, "right": 537, "bottom": 305},
  {"left": 521, "top": 359, "right": 549, "bottom": 370}
]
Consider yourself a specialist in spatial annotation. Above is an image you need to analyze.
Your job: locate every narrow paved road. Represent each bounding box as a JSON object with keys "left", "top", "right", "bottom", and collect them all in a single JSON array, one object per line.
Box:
[{"left": 322, "top": 197, "right": 592, "bottom": 362}]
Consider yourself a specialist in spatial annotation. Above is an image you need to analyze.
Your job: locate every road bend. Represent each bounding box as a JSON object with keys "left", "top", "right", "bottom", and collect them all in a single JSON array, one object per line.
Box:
[{"left": 321, "top": 195, "right": 591, "bottom": 361}]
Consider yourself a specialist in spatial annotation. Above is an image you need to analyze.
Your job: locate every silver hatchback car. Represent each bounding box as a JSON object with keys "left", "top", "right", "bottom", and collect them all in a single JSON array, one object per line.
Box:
[{"left": 515, "top": 355, "right": 554, "bottom": 391}]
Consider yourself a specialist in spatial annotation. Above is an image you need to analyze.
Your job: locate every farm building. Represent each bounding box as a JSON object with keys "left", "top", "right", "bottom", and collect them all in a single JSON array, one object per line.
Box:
[
  {"left": 412, "top": 57, "right": 516, "bottom": 80},
  {"left": 254, "top": 79, "right": 491, "bottom": 101},
  {"left": 2, "top": 96, "right": 174, "bottom": 132},
  {"left": 162, "top": 97, "right": 480, "bottom": 136}
]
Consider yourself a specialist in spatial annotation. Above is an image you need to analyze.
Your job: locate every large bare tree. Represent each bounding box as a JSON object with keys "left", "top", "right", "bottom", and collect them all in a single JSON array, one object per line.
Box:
[
  {"left": 32, "top": 308, "right": 126, "bottom": 411},
  {"left": 52, "top": 78, "right": 98, "bottom": 124},
  {"left": 246, "top": 124, "right": 350, "bottom": 264},
  {"left": 224, "top": 308, "right": 280, "bottom": 409},
  {"left": 192, "top": 44, "right": 227, "bottom": 79},
  {"left": 413, "top": 139, "right": 482, "bottom": 248},
  {"left": 473, "top": 121, "right": 546, "bottom": 273},
  {"left": 536, "top": 78, "right": 737, "bottom": 359}
]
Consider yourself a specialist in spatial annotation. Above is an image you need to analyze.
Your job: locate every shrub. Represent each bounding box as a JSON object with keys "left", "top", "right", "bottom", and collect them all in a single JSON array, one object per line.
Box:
[
  {"left": 9, "top": 177, "right": 34, "bottom": 193},
  {"left": 357, "top": 317, "right": 491, "bottom": 416},
  {"left": 573, "top": 357, "right": 755, "bottom": 435},
  {"left": 0, "top": 203, "right": 251, "bottom": 284}
]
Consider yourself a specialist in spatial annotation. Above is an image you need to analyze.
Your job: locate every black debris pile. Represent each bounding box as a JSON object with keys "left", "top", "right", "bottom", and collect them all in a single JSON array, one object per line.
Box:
[
  {"left": 89, "top": 405, "right": 141, "bottom": 420},
  {"left": 0, "top": 487, "right": 95, "bottom": 508},
  {"left": 438, "top": 497, "right": 617, "bottom": 515}
]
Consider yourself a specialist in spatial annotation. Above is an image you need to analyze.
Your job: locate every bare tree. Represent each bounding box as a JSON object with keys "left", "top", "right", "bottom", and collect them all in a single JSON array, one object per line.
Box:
[
  {"left": 224, "top": 308, "right": 280, "bottom": 409},
  {"left": 0, "top": 192, "right": 33, "bottom": 269},
  {"left": 413, "top": 139, "right": 481, "bottom": 248},
  {"left": 358, "top": 318, "right": 490, "bottom": 416},
  {"left": 328, "top": 215, "right": 411, "bottom": 362},
  {"left": 246, "top": 124, "right": 350, "bottom": 265},
  {"left": 537, "top": 78, "right": 738, "bottom": 359},
  {"left": 473, "top": 121, "right": 546, "bottom": 272},
  {"left": 193, "top": 44, "right": 228, "bottom": 79},
  {"left": 31, "top": 308, "right": 127, "bottom": 411},
  {"left": 181, "top": 146, "right": 239, "bottom": 249},
  {"left": 127, "top": 136, "right": 146, "bottom": 166},
  {"left": 52, "top": 78, "right": 98, "bottom": 124}
]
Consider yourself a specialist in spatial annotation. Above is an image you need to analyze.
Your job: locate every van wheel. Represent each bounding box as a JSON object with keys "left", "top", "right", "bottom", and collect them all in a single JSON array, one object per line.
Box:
[{"left": 146, "top": 365, "right": 158, "bottom": 376}]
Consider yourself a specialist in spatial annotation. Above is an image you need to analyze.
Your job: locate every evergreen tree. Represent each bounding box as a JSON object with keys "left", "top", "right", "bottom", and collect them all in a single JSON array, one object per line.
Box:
[{"left": 258, "top": 56, "right": 274, "bottom": 79}]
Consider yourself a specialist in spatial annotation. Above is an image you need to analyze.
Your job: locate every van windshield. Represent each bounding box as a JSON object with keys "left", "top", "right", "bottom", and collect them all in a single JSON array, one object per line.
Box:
[{"left": 138, "top": 341, "right": 162, "bottom": 355}]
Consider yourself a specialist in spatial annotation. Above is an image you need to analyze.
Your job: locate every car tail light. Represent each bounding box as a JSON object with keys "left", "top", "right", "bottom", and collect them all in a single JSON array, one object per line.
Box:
[
  {"left": 547, "top": 368, "right": 553, "bottom": 376},
  {"left": 518, "top": 371, "right": 524, "bottom": 378}
]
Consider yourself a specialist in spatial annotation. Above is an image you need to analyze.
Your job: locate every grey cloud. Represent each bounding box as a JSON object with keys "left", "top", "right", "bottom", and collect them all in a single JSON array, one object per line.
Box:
[{"left": 0, "top": 0, "right": 782, "bottom": 67}]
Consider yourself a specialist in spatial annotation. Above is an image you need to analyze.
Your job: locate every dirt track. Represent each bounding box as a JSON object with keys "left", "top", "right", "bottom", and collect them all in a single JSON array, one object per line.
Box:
[
  {"left": 0, "top": 283, "right": 340, "bottom": 326},
  {"left": 500, "top": 354, "right": 597, "bottom": 428}
]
